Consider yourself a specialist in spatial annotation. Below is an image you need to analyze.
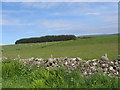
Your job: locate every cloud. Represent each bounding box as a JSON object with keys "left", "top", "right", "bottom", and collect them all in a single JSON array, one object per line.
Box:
[
  {"left": 1, "top": 18, "right": 33, "bottom": 26},
  {"left": 0, "top": 19, "right": 2, "bottom": 25},
  {"left": 48, "top": 2, "right": 117, "bottom": 18},
  {"left": 1, "top": 2, "right": 118, "bottom": 34},
  {"left": 34, "top": 19, "right": 86, "bottom": 30},
  {"left": 21, "top": 2, "right": 60, "bottom": 9},
  {"left": 85, "top": 12, "right": 100, "bottom": 15},
  {"left": 39, "top": 20, "right": 72, "bottom": 28},
  {"left": 96, "top": 14, "right": 118, "bottom": 24},
  {"left": 1, "top": 0, "right": 119, "bottom": 2},
  {"left": 55, "top": 23, "right": 118, "bottom": 35},
  {"left": 2, "top": 10, "right": 33, "bottom": 13}
]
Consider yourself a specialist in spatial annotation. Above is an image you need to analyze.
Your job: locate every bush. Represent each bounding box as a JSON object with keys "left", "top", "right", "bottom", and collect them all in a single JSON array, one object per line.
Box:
[
  {"left": 2, "top": 60, "right": 120, "bottom": 88},
  {"left": 30, "top": 68, "right": 66, "bottom": 88},
  {"left": 2, "top": 60, "right": 29, "bottom": 79}
]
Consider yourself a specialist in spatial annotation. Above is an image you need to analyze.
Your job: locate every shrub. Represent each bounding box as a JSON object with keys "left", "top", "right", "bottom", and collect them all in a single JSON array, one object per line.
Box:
[
  {"left": 2, "top": 60, "right": 29, "bottom": 79},
  {"left": 2, "top": 60, "right": 120, "bottom": 88}
]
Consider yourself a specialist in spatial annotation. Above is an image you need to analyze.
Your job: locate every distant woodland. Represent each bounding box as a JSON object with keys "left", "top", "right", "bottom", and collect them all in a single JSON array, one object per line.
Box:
[{"left": 15, "top": 35, "right": 76, "bottom": 44}]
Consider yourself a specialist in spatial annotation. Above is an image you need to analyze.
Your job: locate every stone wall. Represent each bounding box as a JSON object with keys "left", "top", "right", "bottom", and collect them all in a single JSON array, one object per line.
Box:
[{"left": 1, "top": 55, "right": 120, "bottom": 77}]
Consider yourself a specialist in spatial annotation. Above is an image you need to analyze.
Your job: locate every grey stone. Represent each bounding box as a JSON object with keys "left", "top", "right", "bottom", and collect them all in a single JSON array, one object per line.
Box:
[{"left": 100, "top": 53, "right": 109, "bottom": 60}]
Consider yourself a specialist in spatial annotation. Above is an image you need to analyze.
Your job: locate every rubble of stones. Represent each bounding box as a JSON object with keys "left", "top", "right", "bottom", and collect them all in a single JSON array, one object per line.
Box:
[{"left": 1, "top": 55, "right": 120, "bottom": 77}]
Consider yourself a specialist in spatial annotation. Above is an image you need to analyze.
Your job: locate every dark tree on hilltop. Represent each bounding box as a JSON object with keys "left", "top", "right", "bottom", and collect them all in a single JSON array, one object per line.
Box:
[{"left": 15, "top": 35, "right": 76, "bottom": 44}]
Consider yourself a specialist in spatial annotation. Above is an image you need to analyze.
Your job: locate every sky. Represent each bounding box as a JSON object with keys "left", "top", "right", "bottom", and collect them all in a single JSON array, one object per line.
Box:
[{"left": 1, "top": 1, "right": 118, "bottom": 45}]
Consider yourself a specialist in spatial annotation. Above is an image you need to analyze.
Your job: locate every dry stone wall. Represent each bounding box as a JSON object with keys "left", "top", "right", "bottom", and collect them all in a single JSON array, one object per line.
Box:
[{"left": 1, "top": 55, "right": 120, "bottom": 77}]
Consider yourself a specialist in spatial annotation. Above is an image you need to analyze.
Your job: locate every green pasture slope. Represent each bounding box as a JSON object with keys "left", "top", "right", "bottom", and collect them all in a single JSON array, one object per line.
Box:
[
  {"left": 1, "top": 33, "right": 120, "bottom": 88},
  {"left": 2, "top": 33, "right": 118, "bottom": 60}
]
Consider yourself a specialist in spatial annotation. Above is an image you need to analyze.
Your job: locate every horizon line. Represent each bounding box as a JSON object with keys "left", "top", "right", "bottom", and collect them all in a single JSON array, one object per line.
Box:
[{"left": 1, "top": 32, "right": 119, "bottom": 46}]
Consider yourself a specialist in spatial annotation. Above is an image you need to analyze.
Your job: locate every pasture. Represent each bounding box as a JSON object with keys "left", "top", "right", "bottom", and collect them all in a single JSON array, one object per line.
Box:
[
  {"left": 1, "top": 34, "right": 119, "bottom": 88},
  {"left": 2, "top": 34, "right": 118, "bottom": 60}
]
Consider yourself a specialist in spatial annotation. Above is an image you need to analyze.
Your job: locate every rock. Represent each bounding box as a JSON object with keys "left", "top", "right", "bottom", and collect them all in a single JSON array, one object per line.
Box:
[
  {"left": 101, "top": 64, "right": 108, "bottom": 68},
  {"left": 71, "top": 63, "right": 75, "bottom": 66},
  {"left": 34, "top": 58, "right": 43, "bottom": 61},
  {"left": 90, "top": 66, "right": 96, "bottom": 73},
  {"left": 3, "top": 55, "right": 119, "bottom": 77},
  {"left": 83, "top": 71, "right": 88, "bottom": 76},
  {"left": 114, "top": 61, "right": 118, "bottom": 65},
  {"left": 72, "top": 58, "right": 76, "bottom": 61},
  {"left": 109, "top": 66, "right": 114, "bottom": 71},
  {"left": 76, "top": 57, "right": 82, "bottom": 61},
  {"left": 115, "top": 66, "right": 120, "bottom": 71},
  {"left": 100, "top": 53, "right": 109, "bottom": 60},
  {"left": 114, "top": 72, "right": 119, "bottom": 76},
  {"left": 117, "top": 55, "right": 120, "bottom": 60},
  {"left": 29, "top": 57, "right": 34, "bottom": 61},
  {"left": 0, "top": 56, "right": 8, "bottom": 60},
  {"left": 91, "top": 59, "right": 97, "bottom": 62},
  {"left": 64, "top": 62, "right": 68, "bottom": 65},
  {"left": 0, "top": 57, "right": 3, "bottom": 60},
  {"left": 100, "top": 56, "right": 109, "bottom": 60},
  {"left": 109, "top": 61, "right": 114, "bottom": 66},
  {"left": 48, "top": 58, "right": 54, "bottom": 63},
  {"left": 93, "top": 62, "right": 97, "bottom": 66},
  {"left": 103, "top": 68, "right": 108, "bottom": 72}
]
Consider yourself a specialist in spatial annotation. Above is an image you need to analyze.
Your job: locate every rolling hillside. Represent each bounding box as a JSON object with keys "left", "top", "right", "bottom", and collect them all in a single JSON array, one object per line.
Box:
[
  {"left": 1, "top": 34, "right": 118, "bottom": 60},
  {"left": 1, "top": 33, "right": 119, "bottom": 88}
]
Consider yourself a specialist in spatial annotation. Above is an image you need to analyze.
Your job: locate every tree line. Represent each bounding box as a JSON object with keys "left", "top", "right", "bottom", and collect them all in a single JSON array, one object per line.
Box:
[{"left": 15, "top": 35, "right": 76, "bottom": 44}]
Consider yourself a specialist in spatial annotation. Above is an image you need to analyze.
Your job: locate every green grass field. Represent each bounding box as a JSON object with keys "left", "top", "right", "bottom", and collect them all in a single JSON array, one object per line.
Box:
[
  {"left": 2, "top": 34, "right": 118, "bottom": 60},
  {"left": 1, "top": 34, "right": 119, "bottom": 88}
]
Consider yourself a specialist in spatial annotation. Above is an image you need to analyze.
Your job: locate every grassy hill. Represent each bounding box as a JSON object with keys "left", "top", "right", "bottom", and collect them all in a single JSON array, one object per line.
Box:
[
  {"left": 1, "top": 33, "right": 118, "bottom": 60},
  {"left": 78, "top": 33, "right": 118, "bottom": 37},
  {"left": 1, "top": 33, "right": 119, "bottom": 88}
]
